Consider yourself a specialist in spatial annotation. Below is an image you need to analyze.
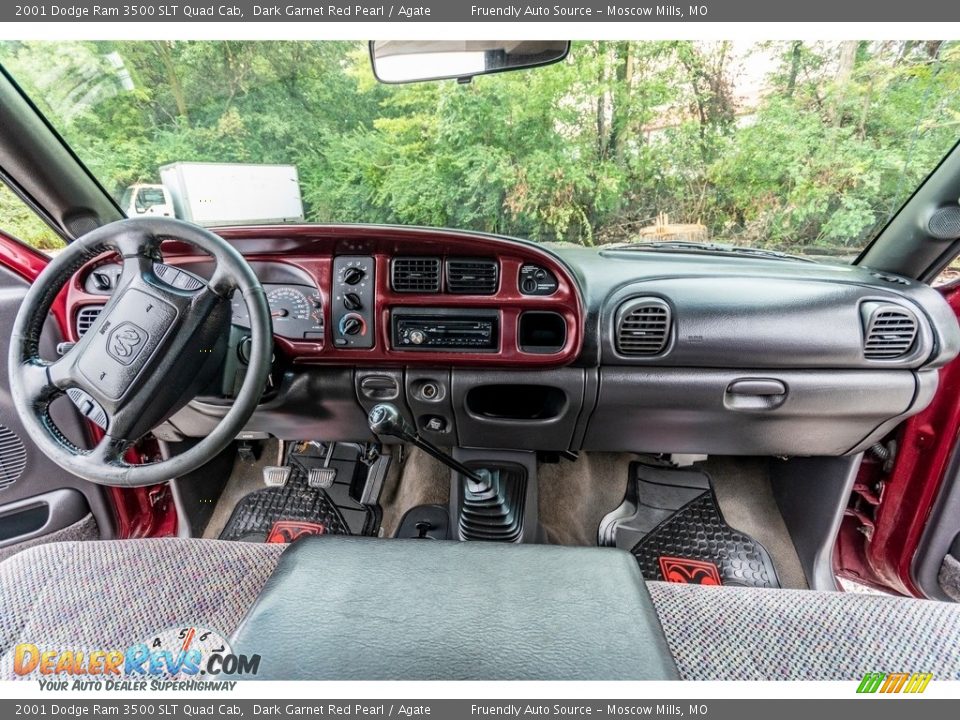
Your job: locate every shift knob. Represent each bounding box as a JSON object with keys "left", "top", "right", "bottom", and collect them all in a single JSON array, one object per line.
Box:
[
  {"left": 368, "top": 403, "right": 416, "bottom": 440},
  {"left": 367, "top": 403, "right": 486, "bottom": 485}
]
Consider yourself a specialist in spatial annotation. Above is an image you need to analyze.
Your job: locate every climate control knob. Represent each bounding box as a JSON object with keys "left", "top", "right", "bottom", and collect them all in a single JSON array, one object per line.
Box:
[
  {"left": 342, "top": 267, "right": 365, "bottom": 285},
  {"left": 339, "top": 313, "right": 364, "bottom": 336},
  {"left": 343, "top": 292, "right": 362, "bottom": 310}
]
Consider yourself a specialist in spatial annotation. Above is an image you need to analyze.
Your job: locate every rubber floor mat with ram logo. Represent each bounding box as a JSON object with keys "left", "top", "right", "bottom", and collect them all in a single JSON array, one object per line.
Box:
[{"left": 599, "top": 462, "right": 780, "bottom": 588}]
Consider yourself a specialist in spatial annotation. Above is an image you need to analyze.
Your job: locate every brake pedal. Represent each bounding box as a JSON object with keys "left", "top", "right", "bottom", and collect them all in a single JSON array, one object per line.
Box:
[
  {"left": 262, "top": 465, "right": 291, "bottom": 487},
  {"left": 307, "top": 467, "right": 337, "bottom": 489}
]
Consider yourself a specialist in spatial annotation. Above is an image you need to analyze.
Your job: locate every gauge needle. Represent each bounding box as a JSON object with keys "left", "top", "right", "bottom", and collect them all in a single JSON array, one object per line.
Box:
[{"left": 272, "top": 309, "right": 289, "bottom": 318}]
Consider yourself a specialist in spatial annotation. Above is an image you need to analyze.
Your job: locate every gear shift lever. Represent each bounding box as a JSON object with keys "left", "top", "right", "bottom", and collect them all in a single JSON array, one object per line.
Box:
[{"left": 368, "top": 403, "right": 488, "bottom": 486}]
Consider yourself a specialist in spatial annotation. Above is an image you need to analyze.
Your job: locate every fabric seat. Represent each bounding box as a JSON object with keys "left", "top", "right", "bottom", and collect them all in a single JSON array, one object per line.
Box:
[
  {"left": 0, "top": 539, "right": 285, "bottom": 679},
  {"left": 2, "top": 538, "right": 960, "bottom": 681},
  {"left": 647, "top": 581, "right": 960, "bottom": 680}
]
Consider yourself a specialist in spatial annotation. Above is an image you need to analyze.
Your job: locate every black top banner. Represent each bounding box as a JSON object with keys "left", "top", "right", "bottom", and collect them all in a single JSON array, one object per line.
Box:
[{"left": 5, "top": 0, "right": 959, "bottom": 22}]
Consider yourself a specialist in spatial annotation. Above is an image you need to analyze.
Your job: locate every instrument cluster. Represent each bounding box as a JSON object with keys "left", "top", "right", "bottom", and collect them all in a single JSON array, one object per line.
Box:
[{"left": 230, "top": 283, "right": 324, "bottom": 340}]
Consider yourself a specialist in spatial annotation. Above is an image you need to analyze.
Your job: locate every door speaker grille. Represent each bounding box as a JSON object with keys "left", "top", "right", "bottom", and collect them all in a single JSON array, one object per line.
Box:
[{"left": 0, "top": 424, "right": 27, "bottom": 491}]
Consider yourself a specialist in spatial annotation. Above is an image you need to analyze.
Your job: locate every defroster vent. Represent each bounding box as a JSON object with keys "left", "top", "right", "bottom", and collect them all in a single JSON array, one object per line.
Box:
[{"left": 616, "top": 298, "right": 671, "bottom": 357}]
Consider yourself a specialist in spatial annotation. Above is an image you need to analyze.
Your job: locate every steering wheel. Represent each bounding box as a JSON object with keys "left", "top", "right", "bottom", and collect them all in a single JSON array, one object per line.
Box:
[{"left": 8, "top": 217, "right": 272, "bottom": 487}]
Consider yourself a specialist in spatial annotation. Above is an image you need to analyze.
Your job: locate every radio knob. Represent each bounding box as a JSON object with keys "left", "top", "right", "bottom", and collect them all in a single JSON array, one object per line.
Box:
[
  {"left": 409, "top": 329, "right": 426, "bottom": 345},
  {"left": 343, "top": 267, "right": 365, "bottom": 285},
  {"left": 340, "top": 314, "right": 364, "bottom": 336}
]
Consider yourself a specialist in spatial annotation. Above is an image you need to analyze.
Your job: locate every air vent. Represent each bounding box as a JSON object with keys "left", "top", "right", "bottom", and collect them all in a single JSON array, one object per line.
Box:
[
  {"left": 862, "top": 303, "right": 919, "bottom": 359},
  {"left": 76, "top": 306, "right": 102, "bottom": 337},
  {"left": 392, "top": 257, "right": 441, "bottom": 293},
  {"left": 446, "top": 258, "right": 499, "bottom": 295},
  {"left": 0, "top": 424, "right": 27, "bottom": 491},
  {"left": 615, "top": 298, "right": 671, "bottom": 356}
]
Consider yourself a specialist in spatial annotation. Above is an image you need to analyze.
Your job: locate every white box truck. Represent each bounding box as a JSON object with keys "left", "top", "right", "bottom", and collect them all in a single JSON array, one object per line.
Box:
[{"left": 120, "top": 162, "right": 304, "bottom": 227}]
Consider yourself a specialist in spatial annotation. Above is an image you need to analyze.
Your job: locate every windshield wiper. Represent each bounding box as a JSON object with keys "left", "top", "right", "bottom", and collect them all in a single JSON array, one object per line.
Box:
[{"left": 604, "top": 240, "right": 817, "bottom": 263}]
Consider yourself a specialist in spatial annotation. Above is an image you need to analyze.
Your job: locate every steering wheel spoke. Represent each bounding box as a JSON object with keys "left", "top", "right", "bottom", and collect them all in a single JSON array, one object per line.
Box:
[
  {"left": 113, "top": 227, "right": 162, "bottom": 260},
  {"left": 89, "top": 434, "right": 129, "bottom": 466},
  {"left": 19, "top": 361, "right": 60, "bottom": 406},
  {"left": 47, "top": 353, "right": 78, "bottom": 391},
  {"left": 208, "top": 265, "right": 238, "bottom": 297},
  {"left": 118, "top": 248, "right": 160, "bottom": 289}
]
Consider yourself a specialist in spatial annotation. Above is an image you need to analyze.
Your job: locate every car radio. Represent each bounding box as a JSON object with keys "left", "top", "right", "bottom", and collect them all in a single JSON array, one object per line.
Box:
[{"left": 391, "top": 309, "right": 499, "bottom": 351}]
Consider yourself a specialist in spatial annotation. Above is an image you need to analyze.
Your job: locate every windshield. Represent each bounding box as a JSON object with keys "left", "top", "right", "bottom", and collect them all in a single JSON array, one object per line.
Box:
[{"left": 1, "top": 40, "right": 958, "bottom": 262}]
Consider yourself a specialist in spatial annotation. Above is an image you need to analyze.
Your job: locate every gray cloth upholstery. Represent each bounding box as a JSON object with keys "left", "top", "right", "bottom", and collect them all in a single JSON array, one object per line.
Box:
[
  {"left": 232, "top": 537, "right": 679, "bottom": 680},
  {"left": 648, "top": 581, "right": 960, "bottom": 680},
  {"left": 0, "top": 538, "right": 285, "bottom": 679},
  {"left": 4, "top": 536, "right": 960, "bottom": 682}
]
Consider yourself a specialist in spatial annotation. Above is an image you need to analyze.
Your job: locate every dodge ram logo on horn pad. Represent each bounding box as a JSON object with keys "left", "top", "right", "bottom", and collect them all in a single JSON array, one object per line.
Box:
[{"left": 107, "top": 322, "right": 148, "bottom": 365}]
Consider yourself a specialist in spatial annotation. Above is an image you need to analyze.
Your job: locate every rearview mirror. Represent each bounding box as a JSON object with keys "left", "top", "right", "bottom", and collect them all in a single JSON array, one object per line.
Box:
[{"left": 369, "top": 41, "right": 569, "bottom": 84}]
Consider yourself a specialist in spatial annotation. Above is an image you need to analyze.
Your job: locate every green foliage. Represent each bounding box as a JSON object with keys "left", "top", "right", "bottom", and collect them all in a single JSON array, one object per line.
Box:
[
  {"left": 0, "top": 183, "right": 64, "bottom": 251},
  {"left": 0, "top": 40, "right": 958, "bottom": 255}
]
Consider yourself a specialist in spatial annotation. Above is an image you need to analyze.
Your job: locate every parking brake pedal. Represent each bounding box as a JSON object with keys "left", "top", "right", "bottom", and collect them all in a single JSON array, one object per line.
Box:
[{"left": 262, "top": 466, "right": 292, "bottom": 487}]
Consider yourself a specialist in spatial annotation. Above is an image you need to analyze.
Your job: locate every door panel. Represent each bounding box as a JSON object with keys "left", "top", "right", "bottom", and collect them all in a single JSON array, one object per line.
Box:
[{"left": 0, "top": 244, "right": 115, "bottom": 546}]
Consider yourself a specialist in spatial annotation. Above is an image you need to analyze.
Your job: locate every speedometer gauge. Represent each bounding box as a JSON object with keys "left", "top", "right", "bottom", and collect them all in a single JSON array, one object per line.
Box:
[
  {"left": 267, "top": 287, "right": 311, "bottom": 322},
  {"left": 231, "top": 283, "right": 324, "bottom": 340}
]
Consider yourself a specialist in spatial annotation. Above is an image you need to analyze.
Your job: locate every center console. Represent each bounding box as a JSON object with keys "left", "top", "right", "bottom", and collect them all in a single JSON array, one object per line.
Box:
[{"left": 230, "top": 536, "right": 680, "bottom": 680}]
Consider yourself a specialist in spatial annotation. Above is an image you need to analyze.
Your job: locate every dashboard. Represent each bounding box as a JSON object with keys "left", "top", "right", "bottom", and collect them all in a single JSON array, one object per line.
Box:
[
  {"left": 62, "top": 223, "right": 960, "bottom": 458},
  {"left": 66, "top": 225, "right": 583, "bottom": 367}
]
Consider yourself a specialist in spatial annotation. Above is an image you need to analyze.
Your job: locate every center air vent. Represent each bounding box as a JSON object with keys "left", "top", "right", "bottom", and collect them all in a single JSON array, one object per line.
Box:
[
  {"left": 615, "top": 298, "right": 671, "bottom": 356},
  {"left": 76, "top": 306, "right": 103, "bottom": 337},
  {"left": 861, "top": 302, "right": 919, "bottom": 359},
  {"left": 392, "top": 257, "right": 441, "bottom": 293},
  {"left": 446, "top": 258, "right": 499, "bottom": 295}
]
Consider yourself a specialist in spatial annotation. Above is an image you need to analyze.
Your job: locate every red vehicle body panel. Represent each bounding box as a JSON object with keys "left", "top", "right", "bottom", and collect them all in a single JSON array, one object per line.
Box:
[{"left": 836, "top": 282, "right": 960, "bottom": 596}]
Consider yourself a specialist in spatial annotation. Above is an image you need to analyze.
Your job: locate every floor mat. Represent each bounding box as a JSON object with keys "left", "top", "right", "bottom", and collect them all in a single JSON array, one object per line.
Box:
[
  {"left": 600, "top": 462, "right": 780, "bottom": 588},
  {"left": 219, "top": 464, "right": 351, "bottom": 542},
  {"left": 219, "top": 444, "right": 377, "bottom": 543}
]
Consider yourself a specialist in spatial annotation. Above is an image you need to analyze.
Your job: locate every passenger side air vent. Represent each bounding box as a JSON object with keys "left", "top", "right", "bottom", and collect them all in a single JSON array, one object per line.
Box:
[
  {"left": 615, "top": 298, "right": 671, "bottom": 356},
  {"left": 445, "top": 258, "right": 499, "bottom": 295},
  {"left": 861, "top": 302, "right": 919, "bottom": 359},
  {"left": 391, "top": 257, "right": 441, "bottom": 293},
  {"left": 75, "top": 306, "right": 103, "bottom": 337}
]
